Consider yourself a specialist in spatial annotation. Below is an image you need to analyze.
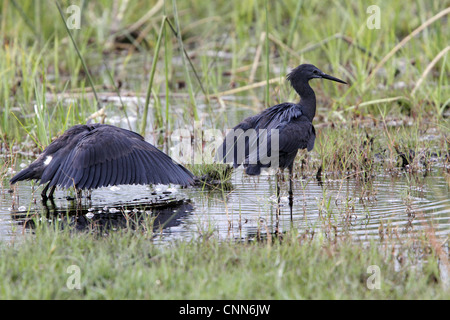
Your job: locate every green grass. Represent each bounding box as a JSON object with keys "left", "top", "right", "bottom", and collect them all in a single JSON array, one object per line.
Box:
[
  {"left": 0, "top": 0, "right": 448, "bottom": 147},
  {"left": 0, "top": 223, "right": 448, "bottom": 299}
]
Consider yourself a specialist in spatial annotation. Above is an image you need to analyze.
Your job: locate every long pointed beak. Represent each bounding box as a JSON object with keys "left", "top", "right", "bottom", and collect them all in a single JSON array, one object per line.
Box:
[{"left": 321, "top": 73, "right": 347, "bottom": 84}]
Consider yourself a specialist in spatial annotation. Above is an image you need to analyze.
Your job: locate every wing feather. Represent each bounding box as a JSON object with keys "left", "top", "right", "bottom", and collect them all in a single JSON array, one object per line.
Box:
[
  {"left": 45, "top": 124, "right": 193, "bottom": 190},
  {"left": 217, "top": 103, "right": 307, "bottom": 169}
]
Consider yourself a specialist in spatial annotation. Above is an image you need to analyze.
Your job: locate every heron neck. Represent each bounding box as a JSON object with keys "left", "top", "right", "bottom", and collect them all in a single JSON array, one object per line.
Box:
[{"left": 296, "top": 82, "right": 316, "bottom": 122}]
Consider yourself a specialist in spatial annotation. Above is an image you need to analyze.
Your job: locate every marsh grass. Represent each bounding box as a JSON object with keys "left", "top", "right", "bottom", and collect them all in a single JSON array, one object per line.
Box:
[
  {"left": 189, "top": 163, "right": 233, "bottom": 183},
  {"left": 1, "top": 1, "right": 447, "bottom": 147},
  {"left": 0, "top": 221, "right": 448, "bottom": 299},
  {"left": 304, "top": 117, "right": 448, "bottom": 181}
]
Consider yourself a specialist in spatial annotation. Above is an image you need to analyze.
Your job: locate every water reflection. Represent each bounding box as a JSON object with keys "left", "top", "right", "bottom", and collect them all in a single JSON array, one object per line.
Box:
[
  {"left": 9, "top": 196, "right": 194, "bottom": 236},
  {"left": 183, "top": 168, "right": 450, "bottom": 242},
  {"left": 1, "top": 168, "right": 449, "bottom": 243}
]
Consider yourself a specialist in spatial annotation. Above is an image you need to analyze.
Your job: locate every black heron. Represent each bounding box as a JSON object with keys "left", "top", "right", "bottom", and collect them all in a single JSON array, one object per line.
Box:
[
  {"left": 10, "top": 123, "right": 194, "bottom": 200},
  {"left": 217, "top": 64, "right": 347, "bottom": 204}
]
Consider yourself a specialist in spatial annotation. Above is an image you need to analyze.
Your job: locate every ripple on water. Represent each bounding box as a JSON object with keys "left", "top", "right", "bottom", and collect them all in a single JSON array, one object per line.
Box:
[{"left": 1, "top": 169, "right": 449, "bottom": 243}]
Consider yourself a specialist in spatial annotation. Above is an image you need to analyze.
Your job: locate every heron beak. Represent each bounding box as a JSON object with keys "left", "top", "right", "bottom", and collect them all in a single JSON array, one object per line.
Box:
[{"left": 321, "top": 73, "right": 347, "bottom": 84}]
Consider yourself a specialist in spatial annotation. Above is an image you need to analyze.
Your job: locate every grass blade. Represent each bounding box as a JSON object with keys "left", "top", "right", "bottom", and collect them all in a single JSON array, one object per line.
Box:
[
  {"left": 140, "top": 16, "right": 167, "bottom": 136},
  {"left": 171, "top": 0, "right": 198, "bottom": 121},
  {"left": 55, "top": 0, "right": 101, "bottom": 110}
]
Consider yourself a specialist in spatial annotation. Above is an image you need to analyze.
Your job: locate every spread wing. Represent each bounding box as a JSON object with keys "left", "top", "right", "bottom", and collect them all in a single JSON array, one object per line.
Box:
[{"left": 48, "top": 124, "right": 194, "bottom": 189}]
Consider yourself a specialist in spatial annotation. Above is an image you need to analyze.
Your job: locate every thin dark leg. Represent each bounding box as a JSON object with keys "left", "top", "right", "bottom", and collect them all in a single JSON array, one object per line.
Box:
[
  {"left": 316, "top": 164, "right": 323, "bottom": 186},
  {"left": 288, "top": 164, "right": 294, "bottom": 219},
  {"left": 41, "top": 184, "right": 56, "bottom": 201},
  {"left": 41, "top": 183, "right": 49, "bottom": 200},
  {"left": 276, "top": 171, "right": 281, "bottom": 201},
  {"left": 48, "top": 185, "right": 56, "bottom": 199},
  {"left": 275, "top": 171, "right": 281, "bottom": 219},
  {"left": 275, "top": 170, "right": 281, "bottom": 236}
]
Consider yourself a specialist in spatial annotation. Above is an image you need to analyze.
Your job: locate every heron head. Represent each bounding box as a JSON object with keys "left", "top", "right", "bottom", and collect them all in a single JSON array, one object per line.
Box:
[{"left": 287, "top": 64, "right": 347, "bottom": 84}]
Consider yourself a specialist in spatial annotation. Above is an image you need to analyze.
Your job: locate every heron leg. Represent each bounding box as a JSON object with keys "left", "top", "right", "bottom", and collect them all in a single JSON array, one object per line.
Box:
[
  {"left": 274, "top": 170, "right": 281, "bottom": 235},
  {"left": 48, "top": 185, "right": 56, "bottom": 199},
  {"left": 316, "top": 164, "right": 323, "bottom": 187},
  {"left": 276, "top": 170, "right": 281, "bottom": 200},
  {"left": 41, "top": 183, "right": 49, "bottom": 200},
  {"left": 41, "top": 183, "right": 56, "bottom": 201},
  {"left": 288, "top": 164, "right": 294, "bottom": 219}
]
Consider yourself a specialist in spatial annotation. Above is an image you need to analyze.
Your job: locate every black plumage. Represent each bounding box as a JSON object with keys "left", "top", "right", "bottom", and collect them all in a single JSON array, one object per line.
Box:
[
  {"left": 217, "top": 64, "right": 347, "bottom": 200},
  {"left": 10, "top": 123, "right": 194, "bottom": 200}
]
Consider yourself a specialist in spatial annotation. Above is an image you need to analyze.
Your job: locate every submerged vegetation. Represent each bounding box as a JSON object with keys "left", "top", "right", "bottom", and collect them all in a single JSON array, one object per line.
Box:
[{"left": 0, "top": 0, "right": 448, "bottom": 299}]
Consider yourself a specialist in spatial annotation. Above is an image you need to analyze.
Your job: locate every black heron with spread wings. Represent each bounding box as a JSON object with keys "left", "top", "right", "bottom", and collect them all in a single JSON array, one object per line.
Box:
[{"left": 10, "top": 123, "right": 194, "bottom": 200}]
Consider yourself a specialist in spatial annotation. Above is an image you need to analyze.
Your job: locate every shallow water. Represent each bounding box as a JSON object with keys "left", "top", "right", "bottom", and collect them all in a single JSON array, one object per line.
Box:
[{"left": 1, "top": 167, "right": 449, "bottom": 244}]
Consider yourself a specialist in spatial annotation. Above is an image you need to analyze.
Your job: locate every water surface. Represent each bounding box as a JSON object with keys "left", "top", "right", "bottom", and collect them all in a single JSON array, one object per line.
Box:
[{"left": 1, "top": 167, "right": 449, "bottom": 244}]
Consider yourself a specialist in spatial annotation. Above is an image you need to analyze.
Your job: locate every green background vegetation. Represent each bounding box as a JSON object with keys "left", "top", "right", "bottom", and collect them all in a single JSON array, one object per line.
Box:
[{"left": 0, "top": 0, "right": 448, "bottom": 146}]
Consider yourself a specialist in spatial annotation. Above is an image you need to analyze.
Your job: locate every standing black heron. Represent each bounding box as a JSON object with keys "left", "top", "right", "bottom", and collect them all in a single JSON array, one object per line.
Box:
[
  {"left": 217, "top": 64, "right": 347, "bottom": 205},
  {"left": 10, "top": 123, "right": 194, "bottom": 200}
]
